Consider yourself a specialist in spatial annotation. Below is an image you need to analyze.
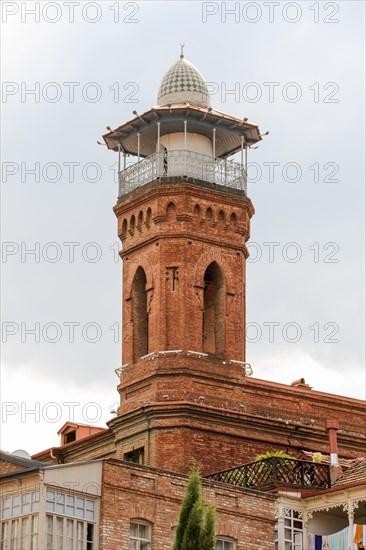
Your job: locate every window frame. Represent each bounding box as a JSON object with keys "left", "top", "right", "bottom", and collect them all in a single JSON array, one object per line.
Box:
[
  {"left": 124, "top": 447, "right": 145, "bottom": 465},
  {"left": 217, "top": 535, "right": 237, "bottom": 550},
  {"left": 275, "top": 509, "right": 303, "bottom": 550},
  {"left": 129, "top": 519, "right": 152, "bottom": 549}
]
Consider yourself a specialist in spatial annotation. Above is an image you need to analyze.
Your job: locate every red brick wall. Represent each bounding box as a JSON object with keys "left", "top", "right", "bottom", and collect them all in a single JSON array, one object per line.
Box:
[
  {"left": 114, "top": 181, "right": 253, "bottom": 368},
  {"left": 39, "top": 179, "right": 364, "bottom": 474},
  {"left": 0, "top": 459, "right": 28, "bottom": 474},
  {"left": 111, "top": 378, "right": 365, "bottom": 475},
  {"left": 99, "top": 459, "right": 276, "bottom": 550}
]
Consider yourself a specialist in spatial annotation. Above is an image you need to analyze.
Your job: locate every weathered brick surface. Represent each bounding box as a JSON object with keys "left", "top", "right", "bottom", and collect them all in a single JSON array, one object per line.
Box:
[
  {"left": 32, "top": 178, "right": 366, "bottom": 482},
  {"left": 0, "top": 459, "right": 26, "bottom": 474},
  {"left": 99, "top": 459, "right": 276, "bottom": 550},
  {"left": 114, "top": 181, "right": 253, "bottom": 367}
]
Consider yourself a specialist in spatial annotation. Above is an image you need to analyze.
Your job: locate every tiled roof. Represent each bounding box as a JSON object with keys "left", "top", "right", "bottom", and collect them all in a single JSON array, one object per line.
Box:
[
  {"left": 300, "top": 451, "right": 355, "bottom": 469},
  {"left": 332, "top": 457, "right": 366, "bottom": 488}
]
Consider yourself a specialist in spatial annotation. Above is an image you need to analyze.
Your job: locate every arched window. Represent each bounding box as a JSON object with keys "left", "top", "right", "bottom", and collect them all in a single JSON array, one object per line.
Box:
[
  {"left": 130, "top": 519, "right": 152, "bottom": 549},
  {"left": 122, "top": 219, "right": 128, "bottom": 237},
  {"left": 202, "top": 262, "right": 225, "bottom": 356},
  {"left": 206, "top": 207, "right": 213, "bottom": 221},
  {"left": 217, "top": 536, "right": 237, "bottom": 550},
  {"left": 132, "top": 267, "right": 148, "bottom": 362}
]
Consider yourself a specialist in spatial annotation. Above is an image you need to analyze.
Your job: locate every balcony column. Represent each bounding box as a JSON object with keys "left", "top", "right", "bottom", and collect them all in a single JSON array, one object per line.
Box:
[
  {"left": 212, "top": 128, "right": 217, "bottom": 184},
  {"left": 347, "top": 502, "right": 354, "bottom": 550},
  {"left": 240, "top": 135, "right": 244, "bottom": 166},
  {"left": 156, "top": 122, "right": 161, "bottom": 176},
  {"left": 302, "top": 513, "right": 310, "bottom": 550},
  {"left": 184, "top": 120, "right": 187, "bottom": 175},
  {"left": 137, "top": 132, "right": 141, "bottom": 182}
]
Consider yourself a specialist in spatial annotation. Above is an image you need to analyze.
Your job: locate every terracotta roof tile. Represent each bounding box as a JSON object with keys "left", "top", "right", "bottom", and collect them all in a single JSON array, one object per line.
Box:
[
  {"left": 300, "top": 451, "right": 356, "bottom": 469},
  {"left": 332, "top": 457, "right": 366, "bottom": 488}
]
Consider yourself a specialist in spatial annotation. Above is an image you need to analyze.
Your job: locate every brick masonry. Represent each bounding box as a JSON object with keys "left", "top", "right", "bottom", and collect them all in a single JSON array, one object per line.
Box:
[
  {"left": 0, "top": 459, "right": 27, "bottom": 474},
  {"left": 33, "top": 179, "right": 366, "bottom": 475},
  {"left": 99, "top": 459, "right": 276, "bottom": 550},
  {"left": 108, "top": 178, "right": 366, "bottom": 474}
]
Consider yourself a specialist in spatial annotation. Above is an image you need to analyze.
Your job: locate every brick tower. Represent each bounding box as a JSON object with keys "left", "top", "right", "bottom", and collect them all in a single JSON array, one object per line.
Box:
[{"left": 103, "top": 49, "right": 263, "bottom": 474}]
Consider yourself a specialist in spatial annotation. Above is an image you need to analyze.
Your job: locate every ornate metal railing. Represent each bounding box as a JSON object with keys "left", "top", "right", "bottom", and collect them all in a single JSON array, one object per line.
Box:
[
  {"left": 118, "top": 150, "right": 247, "bottom": 197},
  {"left": 205, "top": 458, "right": 331, "bottom": 491}
]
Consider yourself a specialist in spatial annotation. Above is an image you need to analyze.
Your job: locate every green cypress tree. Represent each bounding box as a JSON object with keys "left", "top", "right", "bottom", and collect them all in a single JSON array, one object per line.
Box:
[
  {"left": 173, "top": 470, "right": 202, "bottom": 550},
  {"left": 199, "top": 505, "right": 216, "bottom": 550},
  {"left": 181, "top": 500, "right": 203, "bottom": 550}
]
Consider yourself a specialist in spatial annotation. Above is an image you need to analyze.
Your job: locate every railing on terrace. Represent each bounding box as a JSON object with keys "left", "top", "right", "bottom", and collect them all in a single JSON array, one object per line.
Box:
[
  {"left": 205, "top": 457, "right": 331, "bottom": 491},
  {"left": 118, "top": 150, "right": 247, "bottom": 197}
]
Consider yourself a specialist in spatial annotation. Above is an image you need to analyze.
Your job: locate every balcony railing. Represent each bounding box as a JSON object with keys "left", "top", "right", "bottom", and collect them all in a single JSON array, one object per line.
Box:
[
  {"left": 205, "top": 457, "right": 331, "bottom": 491},
  {"left": 118, "top": 150, "right": 247, "bottom": 197}
]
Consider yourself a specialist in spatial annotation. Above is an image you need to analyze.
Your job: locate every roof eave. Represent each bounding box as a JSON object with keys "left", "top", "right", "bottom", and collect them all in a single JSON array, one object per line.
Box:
[{"left": 102, "top": 105, "right": 262, "bottom": 158}]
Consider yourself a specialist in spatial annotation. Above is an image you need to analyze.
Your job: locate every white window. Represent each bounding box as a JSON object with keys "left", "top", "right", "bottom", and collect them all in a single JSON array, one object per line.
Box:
[
  {"left": 275, "top": 509, "right": 303, "bottom": 550},
  {"left": 45, "top": 491, "right": 95, "bottom": 521},
  {"left": 0, "top": 490, "right": 95, "bottom": 549},
  {"left": 44, "top": 489, "right": 96, "bottom": 549},
  {"left": 0, "top": 515, "right": 38, "bottom": 549},
  {"left": 129, "top": 520, "right": 152, "bottom": 549},
  {"left": 217, "top": 536, "right": 236, "bottom": 550},
  {"left": 45, "top": 514, "right": 94, "bottom": 550},
  {"left": 1, "top": 491, "right": 39, "bottom": 519}
]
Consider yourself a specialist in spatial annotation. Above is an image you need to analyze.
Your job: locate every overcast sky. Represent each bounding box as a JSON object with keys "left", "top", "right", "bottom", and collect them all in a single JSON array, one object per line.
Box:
[{"left": 1, "top": 0, "right": 365, "bottom": 455}]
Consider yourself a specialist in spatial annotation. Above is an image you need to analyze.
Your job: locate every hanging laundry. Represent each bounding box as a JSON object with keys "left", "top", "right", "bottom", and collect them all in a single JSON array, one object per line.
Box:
[
  {"left": 355, "top": 524, "right": 364, "bottom": 548},
  {"left": 315, "top": 534, "right": 323, "bottom": 550}
]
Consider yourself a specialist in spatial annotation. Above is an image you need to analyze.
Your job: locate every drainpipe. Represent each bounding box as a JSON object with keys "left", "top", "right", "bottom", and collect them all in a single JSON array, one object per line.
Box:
[
  {"left": 50, "top": 447, "right": 63, "bottom": 464},
  {"left": 326, "top": 419, "right": 342, "bottom": 483}
]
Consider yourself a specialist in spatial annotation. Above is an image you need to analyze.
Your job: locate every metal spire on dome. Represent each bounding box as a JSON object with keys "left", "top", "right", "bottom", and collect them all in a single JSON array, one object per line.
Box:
[{"left": 180, "top": 42, "right": 185, "bottom": 59}]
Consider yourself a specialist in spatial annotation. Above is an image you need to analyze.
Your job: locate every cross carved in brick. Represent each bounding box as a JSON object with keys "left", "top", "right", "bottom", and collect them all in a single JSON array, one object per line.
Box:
[{"left": 166, "top": 266, "right": 179, "bottom": 291}]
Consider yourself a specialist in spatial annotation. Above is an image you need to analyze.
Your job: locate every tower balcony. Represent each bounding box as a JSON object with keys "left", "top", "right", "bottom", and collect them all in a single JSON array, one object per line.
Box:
[{"left": 118, "top": 150, "right": 247, "bottom": 198}]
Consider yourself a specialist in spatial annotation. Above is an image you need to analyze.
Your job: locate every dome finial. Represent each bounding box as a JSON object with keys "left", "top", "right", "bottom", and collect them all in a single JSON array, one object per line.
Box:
[{"left": 180, "top": 42, "right": 185, "bottom": 59}]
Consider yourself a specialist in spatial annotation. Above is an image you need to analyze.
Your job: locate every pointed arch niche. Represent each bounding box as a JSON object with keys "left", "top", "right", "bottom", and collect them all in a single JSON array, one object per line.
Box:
[
  {"left": 202, "top": 262, "right": 226, "bottom": 357},
  {"left": 131, "top": 266, "right": 148, "bottom": 361}
]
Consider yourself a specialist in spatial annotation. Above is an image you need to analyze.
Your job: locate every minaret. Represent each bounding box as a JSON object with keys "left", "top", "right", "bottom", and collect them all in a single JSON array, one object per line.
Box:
[{"left": 104, "top": 50, "right": 262, "bottom": 473}]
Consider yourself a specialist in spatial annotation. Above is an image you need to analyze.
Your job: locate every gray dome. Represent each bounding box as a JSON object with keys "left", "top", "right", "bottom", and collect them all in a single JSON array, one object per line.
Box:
[{"left": 157, "top": 57, "right": 211, "bottom": 108}]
